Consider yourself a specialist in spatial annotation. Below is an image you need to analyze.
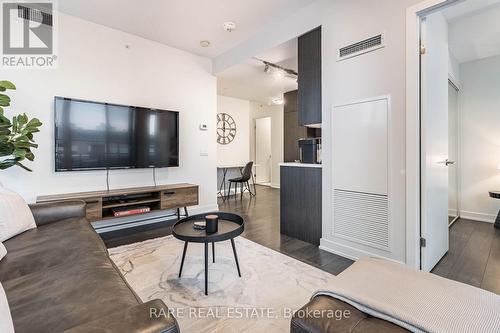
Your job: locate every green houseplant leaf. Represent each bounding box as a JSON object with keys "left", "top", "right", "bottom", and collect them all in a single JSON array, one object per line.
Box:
[
  {"left": 0, "top": 80, "right": 42, "bottom": 172},
  {"left": 0, "top": 81, "right": 16, "bottom": 90}
]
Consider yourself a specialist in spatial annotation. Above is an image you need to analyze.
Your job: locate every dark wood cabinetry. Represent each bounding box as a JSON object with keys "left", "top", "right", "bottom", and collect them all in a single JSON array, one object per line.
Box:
[
  {"left": 284, "top": 90, "right": 322, "bottom": 162},
  {"left": 298, "top": 27, "right": 322, "bottom": 126},
  {"left": 284, "top": 90, "right": 307, "bottom": 162},
  {"left": 280, "top": 166, "right": 322, "bottom": 245}
]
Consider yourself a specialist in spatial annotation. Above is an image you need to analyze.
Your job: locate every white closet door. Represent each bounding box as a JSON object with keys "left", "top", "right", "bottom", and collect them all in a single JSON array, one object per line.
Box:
[
  {"left": 255, "top": 117, "right": 272, "bottom": 184},
  {"left": 448, "top": 82, "right": 459, "bottom": 225}
]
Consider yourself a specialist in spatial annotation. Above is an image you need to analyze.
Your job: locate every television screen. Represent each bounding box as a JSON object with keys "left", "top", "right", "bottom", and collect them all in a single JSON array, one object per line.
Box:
[{"left": 54, "top": 97, "right": 179, "bottom": 171}]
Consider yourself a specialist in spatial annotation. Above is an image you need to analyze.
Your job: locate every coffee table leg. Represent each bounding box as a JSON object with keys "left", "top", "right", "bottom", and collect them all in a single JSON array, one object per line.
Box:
[
  {"left": 178, "top": 242, "right": 188, "bottom": 278},
  {"left": 230, "top": 238, "right": 241, "bottom": 277},
  {"left": 212, "top": 242, "right": 215, "bottom": 263},
  {"left": 204, "top": 242, "right": 208, "bottom": 295}
]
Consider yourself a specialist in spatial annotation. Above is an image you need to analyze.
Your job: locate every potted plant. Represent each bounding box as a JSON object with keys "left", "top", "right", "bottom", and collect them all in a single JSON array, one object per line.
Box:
[{"left": 0, "top": 81, "right": 42, "bottom": 171}]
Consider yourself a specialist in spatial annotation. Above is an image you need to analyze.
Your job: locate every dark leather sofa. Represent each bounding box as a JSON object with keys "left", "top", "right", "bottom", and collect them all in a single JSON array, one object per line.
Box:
[
  {"left": 291, "top": 295, "right": 409, "bottom": 333},
  {"left": 0, "top": 200, "right": 179, "bottom": 333}
]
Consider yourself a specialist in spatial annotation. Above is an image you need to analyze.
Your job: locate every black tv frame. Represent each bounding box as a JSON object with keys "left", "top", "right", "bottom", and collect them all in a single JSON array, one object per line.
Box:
[{"left": 54, "top": 96, "right": 180, "bottom": 172}]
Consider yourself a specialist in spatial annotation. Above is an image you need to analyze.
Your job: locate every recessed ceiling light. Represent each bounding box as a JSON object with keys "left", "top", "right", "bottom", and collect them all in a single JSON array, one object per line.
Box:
[
  {"left": 200, "top": 40, "right": 210, "bottom": 47},
  {"left": 223, "top": 21, "right": 236, "bottom": 32},
  {"left": 274, "top": 70, "right": 284, "bottom": 78}
]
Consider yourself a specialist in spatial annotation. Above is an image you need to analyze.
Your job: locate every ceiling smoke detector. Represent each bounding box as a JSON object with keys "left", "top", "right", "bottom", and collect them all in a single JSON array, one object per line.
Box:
[
  {"left": 223, "top": 21, "right": 236, "bottom": 32},
  {"left": 200, "top": 40, "right": 210, "bottom": 48}
]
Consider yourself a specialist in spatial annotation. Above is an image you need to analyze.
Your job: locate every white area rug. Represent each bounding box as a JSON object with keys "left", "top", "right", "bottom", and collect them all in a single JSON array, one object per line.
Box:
[{"left": 108, "top": 235, "right": 337, "bottom": 333}]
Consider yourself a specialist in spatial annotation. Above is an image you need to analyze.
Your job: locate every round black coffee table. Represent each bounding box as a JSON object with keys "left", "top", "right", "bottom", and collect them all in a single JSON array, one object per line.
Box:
[{"left": 172, "top": 212, "right": 244, "bottom": 295}]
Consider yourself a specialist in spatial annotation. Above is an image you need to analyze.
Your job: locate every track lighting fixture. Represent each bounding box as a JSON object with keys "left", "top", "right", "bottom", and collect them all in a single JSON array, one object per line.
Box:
[{"left": 253, "top": 57, "right": 298, "bottom": 79}]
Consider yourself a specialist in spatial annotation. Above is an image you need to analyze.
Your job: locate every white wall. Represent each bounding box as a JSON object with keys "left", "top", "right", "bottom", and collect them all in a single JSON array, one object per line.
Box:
[
  {"left": 213, "top": 0, "right": 422, "bottom": 263},
  {"left": 216, "top": 95, "right": 250, "bottom": 166},
  {"left": 459, "top": 55, "right": 500, "bottom": 222},
  {"left": 0, "top": 12, "right": 218, "bottom": 213},
  {"left": 449, "top": 52, "right": 460, "bottom": 85},
  {"left": 249, "top": 102, "right": 284, "bottom": 188},
  {"left": 215, "top": 95, "right": 250, "bottom": 196}
]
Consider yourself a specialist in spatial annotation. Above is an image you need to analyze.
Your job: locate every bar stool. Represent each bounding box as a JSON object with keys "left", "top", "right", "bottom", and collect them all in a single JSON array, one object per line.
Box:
[{"left": 227, "top": 162, "right": 255, "bottom": 200}]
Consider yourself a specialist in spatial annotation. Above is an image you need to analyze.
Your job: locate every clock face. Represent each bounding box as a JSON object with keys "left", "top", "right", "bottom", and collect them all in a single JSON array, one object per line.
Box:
[{"left": 217, "top": 113, "right": 237, "bottom": 145}]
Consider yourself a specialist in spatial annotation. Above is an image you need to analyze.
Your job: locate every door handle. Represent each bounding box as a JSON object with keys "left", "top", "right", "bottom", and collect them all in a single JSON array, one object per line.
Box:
[{"left": 438, "top": 159, "right": 455, "bottom": 166}]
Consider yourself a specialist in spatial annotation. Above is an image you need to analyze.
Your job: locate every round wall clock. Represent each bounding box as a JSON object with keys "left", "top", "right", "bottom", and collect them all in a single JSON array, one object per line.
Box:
[{"left": 217, "top": 113, "right": 237, "bottom": 145}]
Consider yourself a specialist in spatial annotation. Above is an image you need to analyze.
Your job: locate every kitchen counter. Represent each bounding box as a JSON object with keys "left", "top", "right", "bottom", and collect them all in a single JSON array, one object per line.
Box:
[{"left": 279, "top": 162, "right": 322, "bottom": 168}]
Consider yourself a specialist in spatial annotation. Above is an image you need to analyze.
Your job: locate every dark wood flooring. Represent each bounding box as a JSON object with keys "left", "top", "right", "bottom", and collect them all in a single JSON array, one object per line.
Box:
[
  {"left": 432, "top": 218, "right": 500, "bottom": 294},
  {"left": 101, "top": 186, "right": 500, "bottom": 294},
  {"left": 102, "top": 185, "right": 354, "bottom": 275}
]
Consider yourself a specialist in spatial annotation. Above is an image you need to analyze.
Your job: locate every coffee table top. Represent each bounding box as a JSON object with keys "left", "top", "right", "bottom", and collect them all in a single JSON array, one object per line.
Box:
[
  {"left": 172, "top": 212, "right": 244, "bottom": 243},
  {"left": 490, "top": 191, "right": 500, "bottom": 199}
]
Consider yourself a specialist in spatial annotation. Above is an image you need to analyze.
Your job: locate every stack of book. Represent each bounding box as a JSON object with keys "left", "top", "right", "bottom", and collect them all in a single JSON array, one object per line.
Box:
[{"left": 112, "top": 206, "right": 150, "bottom": 217}]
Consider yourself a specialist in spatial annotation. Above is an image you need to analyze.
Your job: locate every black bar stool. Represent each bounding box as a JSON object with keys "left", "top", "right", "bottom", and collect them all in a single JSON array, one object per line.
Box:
[{"left": 227, "top": 162, "right": 255, "bottom": 200}]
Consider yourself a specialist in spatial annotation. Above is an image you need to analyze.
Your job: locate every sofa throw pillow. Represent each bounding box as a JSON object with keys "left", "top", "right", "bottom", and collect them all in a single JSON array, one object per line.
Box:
[
  {"left": 0, "top": 243, "right": 6, "bottom": 261},
  {"left": 0, "top": 186, "right": 36, "bottom": 242},
  {"left": 0, "top": 282, "right": 15, "bottom": 333}
]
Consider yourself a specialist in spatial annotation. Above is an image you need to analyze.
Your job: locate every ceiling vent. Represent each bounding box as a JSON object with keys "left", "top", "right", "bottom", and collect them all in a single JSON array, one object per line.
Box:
[
  {"left": 17, "top": 5, "right": 53, "bottom": 27},
  {"left": 338, "top": 33, "right": 385, "bottom": 61}
]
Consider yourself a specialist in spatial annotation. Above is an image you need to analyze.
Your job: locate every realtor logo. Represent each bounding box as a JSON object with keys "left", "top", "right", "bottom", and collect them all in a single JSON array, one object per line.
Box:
[{"left": 1, "top": 1, "right": 57, "bottom": 68}]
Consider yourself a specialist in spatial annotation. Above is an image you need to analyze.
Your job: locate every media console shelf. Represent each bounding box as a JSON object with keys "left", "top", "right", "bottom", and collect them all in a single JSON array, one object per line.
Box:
[{"left": 37, "top": 183, "right": 199, "bottom": 222}]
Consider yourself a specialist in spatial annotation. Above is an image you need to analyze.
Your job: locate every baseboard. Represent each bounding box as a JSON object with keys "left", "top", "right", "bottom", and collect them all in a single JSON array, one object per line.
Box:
[
  {"left": 319, "top": 238, "right": 405, "bottom": 265},
  {"left": 188, "top": 204, "right": 219, "bottom": 215},
  {"left": 448, "top": 208, "right": 458, "bottom": 216},
  {"left": 217, "top": 187, "right": 245, "bottom": 197},
  {"left": 270, "top": 183, "right": 280, "bottom": 189},
  {"left": 459, "top": 210, "right": 496, "bottom": 223}
]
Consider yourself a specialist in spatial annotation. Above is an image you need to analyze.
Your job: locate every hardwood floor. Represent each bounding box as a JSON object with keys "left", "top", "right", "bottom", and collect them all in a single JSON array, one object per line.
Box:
[
  {"left": 218, "top": 185, "right": 353, "bottom": 275},
  {"left": 432, "top": 218, "right": 500, "bottom": 294},
  {"left": 102, "top": 185, "right": 353, "bottom": 275},
  {"left": 101, "top": 185, "right": 500, "bottom": 294}
]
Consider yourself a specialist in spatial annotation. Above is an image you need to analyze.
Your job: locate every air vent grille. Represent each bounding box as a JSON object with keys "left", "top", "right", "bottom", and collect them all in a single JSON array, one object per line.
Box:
[
  {"left": 338, "top": 34, "right": 384, "bottom": 60},
  {"left": 333, "top": 189, "right": 389, "bottom": 250},
  {"left": 18, "top": 5, "right": 52, "bottom": 26}
]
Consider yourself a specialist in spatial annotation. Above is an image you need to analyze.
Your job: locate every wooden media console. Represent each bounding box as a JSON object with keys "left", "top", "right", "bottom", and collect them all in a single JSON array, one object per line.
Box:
[{"left": 37, "top": 183, "right": 199, "bottom": 222}]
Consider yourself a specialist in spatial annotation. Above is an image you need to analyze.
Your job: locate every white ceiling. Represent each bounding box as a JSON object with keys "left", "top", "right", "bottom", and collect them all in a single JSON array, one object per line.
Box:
[
  {"left": 217, "top": 38, "right": 298, "bottom": 104},
  {"left": 56, "top": 0, "right": 315, "bottom": 58},
  {"left": 444, "top": 0, "right": 500, "bottom": 63}
]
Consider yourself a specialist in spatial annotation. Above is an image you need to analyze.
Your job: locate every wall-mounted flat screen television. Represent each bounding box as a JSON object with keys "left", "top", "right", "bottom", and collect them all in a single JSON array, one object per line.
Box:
[{"left": 54, "top": 97, "right": 179, "bottom": 171}]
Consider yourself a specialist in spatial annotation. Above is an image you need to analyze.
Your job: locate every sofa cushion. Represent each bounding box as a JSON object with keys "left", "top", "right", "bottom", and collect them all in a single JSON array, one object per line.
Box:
[
  {"left": 3, "top": 253, "right": 140, "bottom": 333},
  {"left": 63, "top": 300, "right": 180, "bottom": 333},
  {"left": 0, "top": 217, "right": 107, "bottom": 281},
  {"left": 0, "top": 282, "right": 15, "bottom": 333},
  {"left": 0, "top": 187, "right": 36, "bottom": 242}
]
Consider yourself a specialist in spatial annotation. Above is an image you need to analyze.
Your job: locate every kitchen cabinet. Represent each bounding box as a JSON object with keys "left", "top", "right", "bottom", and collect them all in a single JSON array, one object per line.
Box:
[
  {"left": 298, "top": 27, "right": 322, "bottom": 126},
  {"left": 284, "top": 90, "right": 306, "bottom": 162},
  {"left": 280, "top": 164, "right": 322, "bottom": 245}
]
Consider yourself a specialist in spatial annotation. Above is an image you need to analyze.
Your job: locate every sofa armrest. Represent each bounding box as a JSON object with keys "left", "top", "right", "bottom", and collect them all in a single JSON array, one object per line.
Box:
[
  {"left": 29, "top": 200, "right": 87, "bottom": 226},
  {"left": 63, "top": 300, "right": 180, "bottom": 333}
]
